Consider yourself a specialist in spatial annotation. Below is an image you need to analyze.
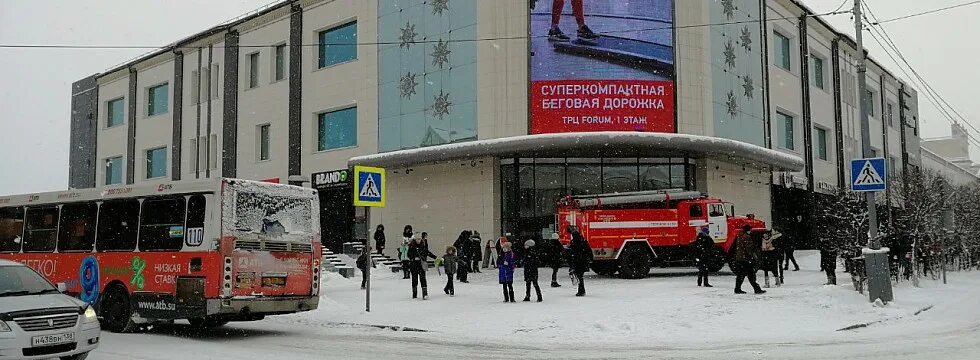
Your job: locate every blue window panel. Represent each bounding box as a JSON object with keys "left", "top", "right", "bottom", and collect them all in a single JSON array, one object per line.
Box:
[
  {"left": 378, "top": 82, "right": 400, "bottom": 119},
  {"left": 449, "top": 25, "right": 478, "bottom": 66},
  {"left": 148, "top": 84, "right": 169, "bottom": 116},
  {"left": 146, "top": 148, "right": 167, "bottom": 179},
  {"left": 378, "top": 45, "right": 400, "bottom": 85},
  {"left": 105, "top": 157, "right": 122, "bottom": 185},
  {"left": 318, "top": 107, "right": 358, "bottom": 151},
  {"left": 449, "top": 63, "right": 477, "bottom": 103},
  {"left": 107, "top": 98, "right": 125, "bottom": 127},
  {"left": 378, "top": 115, "right": 401, "bottom": 152},
  {"left": 400, "top": 111, "right": 426, "bottom": 149},
  {"left": 319, "top": 22, "right": 357, "bottom": 68},
  {"left": 448, "top": 100, "right": 477, "bottom": 143},
  {"left": 448, "top": 0, "right": 477, "bottom": 30}
]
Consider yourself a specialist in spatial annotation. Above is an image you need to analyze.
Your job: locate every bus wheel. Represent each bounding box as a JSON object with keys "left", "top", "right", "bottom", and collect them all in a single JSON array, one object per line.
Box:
[
  {"left": 189, "top": 317, "right": 229, "bottom": 328},
  {"left": 618, "top": 246, "right": 651, "bottom": 279},
  {"left": 590, "top": 261, "right": 618, "bottom": 276},
  {"left": 101, "top": 285, "right": 136, "bottom": 333}
]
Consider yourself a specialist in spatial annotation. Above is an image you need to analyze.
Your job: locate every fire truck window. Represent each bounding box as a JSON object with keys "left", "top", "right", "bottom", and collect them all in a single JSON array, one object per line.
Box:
[
  {"left": 139, "top": 197, "right": 187, "bottom": 252},
  {"left": 57, "top": 202, "right": 97, "bottom": 252},
  {"left": 568, "top": 164, "right": 601, "bottom": 195},
  {"left": 709, "top": 204, "right": 725, "bottom": 217},
  {"left": 23, "top": 206, "right": 60, "bottom": 253},
  {"left": 689, "top": 205, "right": 704, "bottom": 218},
  {"left": 0, "top": 207, "right": 25, "bottom": 253},
  {"left": 602, "top": 165, "right": 638, "bottom": 194},
  {"left": 97, "top": 199, "right": 140, "bottom": 251},
  {"left": 639, "top": 165, "right": 671, "bottom": 190}
]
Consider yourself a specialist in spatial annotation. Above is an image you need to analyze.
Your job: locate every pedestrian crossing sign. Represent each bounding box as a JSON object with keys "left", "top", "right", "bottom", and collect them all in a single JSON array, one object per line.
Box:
[
  {"left": 353, "top": 165, "right": 386, "bottom": 207},
  {"left": 851, "top": 158, "right": 886, "bottom": 192}
]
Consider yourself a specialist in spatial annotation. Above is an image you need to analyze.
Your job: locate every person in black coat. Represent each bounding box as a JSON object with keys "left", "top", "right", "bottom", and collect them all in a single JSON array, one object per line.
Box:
[
  {"left": 547, "top": 233, "right": 564, "bottom": 288},
  {"left": 568, "top": 229, "right": 593, "bottom": 297},
  {"left": 407, "top": 236, "right": 437, "bottom": 299},
  {"left": 522, "top": 240, "right": 543, "bottom": 302},
  {"left": 691, "top": 226, "right": 714, "bottom": 288},
  {"left": 782, "top": 232, "right": 800, "bottom": 271},
  {"left": 373, "top": 224, "right": 386, "bottom": 256},
  {"left": 470, "top": 231, "right": 483, "bottom": 273},
  {"left": 356, "top": 249, "right": 376, "bottom": 289},
  {"left": 452, "top": 231, "right": 472, "bottom": 283}
]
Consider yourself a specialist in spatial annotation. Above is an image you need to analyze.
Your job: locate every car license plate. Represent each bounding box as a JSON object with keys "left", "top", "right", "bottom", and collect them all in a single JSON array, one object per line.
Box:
[
  {"left": 31, "top": 332, "right": 75, "bottom": 347},
  {"left": 262, "top": 276, "right": 286, "bottom": 288}
]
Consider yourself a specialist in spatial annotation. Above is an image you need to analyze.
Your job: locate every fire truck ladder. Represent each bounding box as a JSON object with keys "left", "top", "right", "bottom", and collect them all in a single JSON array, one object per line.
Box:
[{"left": 571, "top": 189, "right": 704, "bottom": 208}]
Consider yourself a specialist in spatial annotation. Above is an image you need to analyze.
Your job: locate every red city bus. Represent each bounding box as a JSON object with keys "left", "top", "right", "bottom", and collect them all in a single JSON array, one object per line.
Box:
[{"left": 0, "top": 178, "right": 321, "bottom": 332}]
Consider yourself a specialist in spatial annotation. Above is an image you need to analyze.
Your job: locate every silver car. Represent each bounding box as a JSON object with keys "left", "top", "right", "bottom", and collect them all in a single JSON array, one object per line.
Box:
[{"left": 0, "top": 259, "right": 100, "bottom": 359}]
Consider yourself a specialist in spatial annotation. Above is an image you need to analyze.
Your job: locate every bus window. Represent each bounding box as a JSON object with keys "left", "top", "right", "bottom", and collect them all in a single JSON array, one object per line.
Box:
[
  {"left": 97, "top": 199, "right": 140, "bottom": 251},
  {"left": 0, "top": 207, "right": 25, "bottom": 253},
  {"left": 58, "top": 202, "right": 97, "bottom": 252},
  {"left": 689, "top": 204, "right": 704, "bottom": 218},
  {"left": 139, "top": 197, "right": 186, "bottom": 251},
  {"left": 23, "top": 206, "right": 59, "bottom": 253}
]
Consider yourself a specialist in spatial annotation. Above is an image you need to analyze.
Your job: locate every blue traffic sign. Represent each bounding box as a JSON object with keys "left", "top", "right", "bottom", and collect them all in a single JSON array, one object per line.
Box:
[
  {"left": 353, "top": 166, "right": 386, "bottom": 207},
  {"left": 851, "top": 158, "right": 886, "bottom": 192}
]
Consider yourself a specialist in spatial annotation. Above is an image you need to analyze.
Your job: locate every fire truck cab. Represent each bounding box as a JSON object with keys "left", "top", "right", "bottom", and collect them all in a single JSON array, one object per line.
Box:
[{"left": 556, "top": 189, "right": 766, "bottom": 279}]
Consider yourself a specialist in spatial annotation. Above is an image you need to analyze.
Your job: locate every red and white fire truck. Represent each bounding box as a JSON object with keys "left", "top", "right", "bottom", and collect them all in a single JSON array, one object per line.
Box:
[{"left": 556, "top": 189, "right": 766, "bottom": 279}]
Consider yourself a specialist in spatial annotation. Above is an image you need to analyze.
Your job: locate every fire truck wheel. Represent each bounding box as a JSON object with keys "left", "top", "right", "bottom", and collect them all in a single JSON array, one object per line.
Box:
[
  {"left": 618, "top": 246, "right": 651, "bottom": 279},
  {"left": 100, "top": 284, "right": 137, "bottom": 333},
  {"left": 590, "top": 261, "right": 618, "bottom": 276}
]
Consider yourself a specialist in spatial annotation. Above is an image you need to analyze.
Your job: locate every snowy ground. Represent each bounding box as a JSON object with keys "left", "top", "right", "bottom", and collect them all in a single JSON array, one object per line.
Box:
[{"left": 92, "top": 251, "right": 980, "bottom": 359}]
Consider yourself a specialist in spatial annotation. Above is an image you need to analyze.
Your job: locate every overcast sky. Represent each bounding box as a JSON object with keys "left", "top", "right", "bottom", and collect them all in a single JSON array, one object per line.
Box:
[{"left": 0, "top": 0, "right": 976, "bottom": 195}]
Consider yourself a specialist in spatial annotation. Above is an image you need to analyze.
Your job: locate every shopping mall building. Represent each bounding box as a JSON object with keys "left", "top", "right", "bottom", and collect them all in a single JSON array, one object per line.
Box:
[{"left": 68, "top": 0, "right": 924, "bottom": 252}]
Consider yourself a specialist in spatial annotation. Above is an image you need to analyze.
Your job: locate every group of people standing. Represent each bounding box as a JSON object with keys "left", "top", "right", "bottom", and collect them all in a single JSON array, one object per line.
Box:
[{"left": 690, "top": 225, "right": 800, "bottom": 294}]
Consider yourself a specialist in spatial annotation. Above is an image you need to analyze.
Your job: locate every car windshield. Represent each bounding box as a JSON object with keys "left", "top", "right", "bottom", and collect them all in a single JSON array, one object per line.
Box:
[{"left": 0, "top": 265, "right": 57, "bottom": 296}]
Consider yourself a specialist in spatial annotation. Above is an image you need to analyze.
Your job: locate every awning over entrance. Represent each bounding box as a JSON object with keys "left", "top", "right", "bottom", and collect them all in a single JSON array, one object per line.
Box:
[{"left": 349, "top": 132, "right": 805, "bottom": 171}]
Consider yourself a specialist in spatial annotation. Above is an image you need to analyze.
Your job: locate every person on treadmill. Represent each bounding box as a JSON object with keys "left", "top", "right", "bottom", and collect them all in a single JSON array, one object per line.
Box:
[{"left": 547, "top": 0, "right": 599, "bottom": 43}]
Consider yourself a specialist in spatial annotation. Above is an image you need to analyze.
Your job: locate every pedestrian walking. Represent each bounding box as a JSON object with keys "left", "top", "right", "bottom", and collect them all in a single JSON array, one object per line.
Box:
[
  {"left": 356, "top": 249, "right": 376, "bottom": 290},
  {"left": 782, "top": 232, "right": 800, "bottom": 271},
  {"left": 760, "top": 230, "right": 781, "bottom": 288},
  {"left": 471, "top": 231, "right": 483, "bottom": 273},
  {"left": 691, "top": 226, "right": 714, "bottom": 288},
  {"left": 398, "top": 225, "right": 413, "bottom": 279},
  {"left": 522, "top": 240, "right": 543, "bottom": 302},
  {"left": 499, "top": 242, "right": 516, "bottom": 303},
  {"left": 820, "top": 241, "right": 838, "bottom": 285},
  {"left": 733, "top": 224, "right": 765, "bottom": 295},
  {"left": 374, "top": 224, "right": 386, "bottom": 256},
  {"left": 547, "top": 232, "right": 564, "bottom": 288},
  {"left": 772, "top": 229, "right": 787, "bottom": 284},
  {"left": 483, "top": 237, "right": 496, "bottom": 269},
  {"left": 453, "top": 231, "right": 472, "bottom": 283},
  {"left": 408, "top": 236, "right": 437, "bottom": 299},
  {"left": 568, "top": 229, "right": 593, "bottom": 297},
  {"left": 442, "top": 246, "right": 457, "bottom": 296}
]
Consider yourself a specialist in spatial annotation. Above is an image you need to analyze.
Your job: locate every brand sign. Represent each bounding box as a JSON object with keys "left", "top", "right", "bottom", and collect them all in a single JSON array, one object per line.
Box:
[{"left": 312, "top": 169, "right": 351, "bottom": 189}]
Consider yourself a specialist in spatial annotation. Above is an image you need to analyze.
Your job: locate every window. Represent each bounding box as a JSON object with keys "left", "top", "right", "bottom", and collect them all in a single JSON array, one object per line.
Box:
[
  {"left": 23, "top": 207, "right": 59, "bottom": 253},
  {"left": 107, "top": 97, "right": 125, "bottom": 127},
  {"left": 57, "top": 202, "right": 97, "bottom": 252},
  {"left": 188, "top": 138, "right": 198, "bottom": 173},
  {"left": 210, "top": 134, "right": 218, "bottom": 169},
  {"left": 96, "top": 200, "right": 139, "bottom": 251},
  {"left": 689, "top": 205, "right": 704, "bottom": 218},
  {"left": 274, "top": 44, "right": 286, "bottom": 81},
  {"left": 810, "top": 55, "right": 825, "bottom": 89},
  {"left": 198, "top": 136, "right": 208, "bottom": 171},
  {"left": 0, "top": 207, "right": 24, "bottom": 253},
  {"left": 709, "top": 204, "right": 726, "bottom": 217},
  {"left": 211, "top": 64, "right": 220, "bottom": 99},
  {"left": 816, "top": 128, "right": 828, "bottom": 161},
  {"left": 139, "top": 197, "right": 186, "bottom": 252},
  {"left": 887, "top": 103, "right": 895, "bottom": 128},
  {"left": 865, "top": 90, "right": 876, "bottom": 117},
  {"left": 105, "top": 156, "right": 123, "bottom": 185},
  {"left": 889, "top": 157, "right": 898, "bottom": 178},
  {"left": 147, "top": 83, "right": 169, "bottom": 116},
  {"left": 774, "top": 31, "right": 791, "bottom": 70},
  {"left": 602, "top": 165, "right": 639, "bottom": 194},
  {"left": 146, "top": 147, "right": 167, "bottom": 179},
  {"left": 317, "top": 107, "right": 357, "bottom": 151},
  {"left": 639, "top": 165, "right": 671, "bottom": 190},
  {"left": 258, "top": 124, "right": 270, "bottom": 161},
  {"left": 318, "top": 21, "right": 357, "bottom": 68},
  {"left": 202, "top": 68, "right": 211, "bottom": 103},
  {"left": 248, "top": 52, "right": 260, "bottom": 89},
  {"left": 192, "top": 70, "right": 201, "bottom": 104},
  {"left": 777, "top": 111, "right": 795, "bottom": 150}
]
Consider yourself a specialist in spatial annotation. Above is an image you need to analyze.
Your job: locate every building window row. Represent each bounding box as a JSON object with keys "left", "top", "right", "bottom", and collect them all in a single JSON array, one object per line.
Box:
[
  {"left": 146, "top": 147, "right": 167, "bottom": 179},
  {"left": 318, "top": 21, "right": 357, "bottom": 69},
  {"left": 147, "top": 83, "right": 169, "bottom": 116},
  {"left": 777, "top": 111, "right": 795, "bottom": 151},
  {"left": 317, "top": 107, "right": 357, "bottom": 151}
]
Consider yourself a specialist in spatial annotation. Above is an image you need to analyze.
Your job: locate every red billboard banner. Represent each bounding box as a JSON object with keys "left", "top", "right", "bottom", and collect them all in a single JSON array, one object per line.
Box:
[{"left": 531, "top": 80, "right": 674, "bottom": 134}]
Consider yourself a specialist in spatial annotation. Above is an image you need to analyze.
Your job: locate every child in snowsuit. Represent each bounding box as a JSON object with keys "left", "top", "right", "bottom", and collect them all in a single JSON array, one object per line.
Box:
[
  {"left": 523, "top": 240, "right": 543, "bottom": 302},
  {"left": 443, "top": 246, "right": 457, "bottom": 296},
  {"left": 499, "top": 242, "right": 516, "bottom": 302}
]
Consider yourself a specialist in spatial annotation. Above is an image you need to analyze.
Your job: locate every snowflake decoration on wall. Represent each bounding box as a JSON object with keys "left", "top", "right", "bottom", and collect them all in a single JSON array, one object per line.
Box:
[
  {"left": 431, "top": 39, "right": 451, "bottom": 69},
  {"left": 726, "top": 90, "right": 739, "bottom": 119},
  {"left": 724, "top": 40, "right": 736, "bottom": 69},
  {"left": 742, "top": 74, "right": 754, "bottom": 99},
  {"left": 399, "top": 22, "right": 418, "bottom": 49},
  {"left": 432, "top": 90, "right": 452, "bottom": 120},
  {"left": 431, "top": 0, "right": 449, "bottom": 16},
  {"left": 740, "top": 26, "right": 753, "bottom": 53},
  {"left": 399, "top": 72, "right": 418, "bottom": 98},
  {"left": 721, "top": 0, "right": 736, "bottom": 20}
]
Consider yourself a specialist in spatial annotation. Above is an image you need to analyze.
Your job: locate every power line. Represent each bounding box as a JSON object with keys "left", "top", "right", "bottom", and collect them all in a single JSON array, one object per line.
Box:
[
  {"left": 870, "top": 0, "right": 980, "bottom": 25},
  {"left": 0, "top": 10, "right": 852, "bottom": 50}
]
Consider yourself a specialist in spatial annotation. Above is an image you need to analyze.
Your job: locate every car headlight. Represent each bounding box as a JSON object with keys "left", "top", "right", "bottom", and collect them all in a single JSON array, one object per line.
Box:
[
  {"left": 83, "top": 306, "right": 97, "bottom": 322},
  {"left": 0, "top": 320, "right": 10, "bottom": 332}
]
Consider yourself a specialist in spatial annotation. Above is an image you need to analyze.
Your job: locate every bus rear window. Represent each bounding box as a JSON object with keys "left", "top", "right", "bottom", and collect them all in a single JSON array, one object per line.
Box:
[
  {"left": 23, "top": 207, "right": 59, "bottom": 253},
  {"left": 97, "top": 200, "right": 140, "bottom": 251},
  {"left": 139, "top": 197, "right": 186, "bottom": 251},
  {"left": 0, "top": 207, "right": 24, "bottom": 253},
  {"left": 233, "top": 192, "right": 311, "bottom": 238}
]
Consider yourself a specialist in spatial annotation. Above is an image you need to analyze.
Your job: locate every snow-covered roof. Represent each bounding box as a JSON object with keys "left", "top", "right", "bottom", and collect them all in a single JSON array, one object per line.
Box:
[{"left": 349, "top": 132, "right": 805, "bottom": 171}]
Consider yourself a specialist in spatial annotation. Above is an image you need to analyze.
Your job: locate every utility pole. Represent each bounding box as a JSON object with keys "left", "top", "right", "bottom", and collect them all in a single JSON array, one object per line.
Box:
[{"left": 854, "top": 0, "right": 894, "bottom": 302}]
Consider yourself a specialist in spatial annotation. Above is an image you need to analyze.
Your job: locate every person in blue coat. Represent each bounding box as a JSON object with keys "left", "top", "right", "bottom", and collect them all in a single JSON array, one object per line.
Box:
[{"left": 498, "top": 242, "right": 516, "bottom": 303}]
